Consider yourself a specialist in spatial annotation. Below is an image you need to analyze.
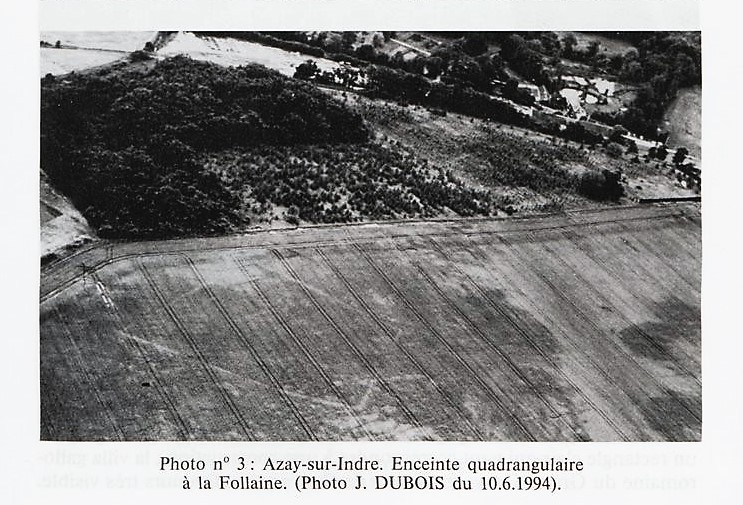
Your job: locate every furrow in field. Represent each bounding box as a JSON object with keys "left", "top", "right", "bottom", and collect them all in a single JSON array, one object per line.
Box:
[
  {"left": 528, "top": 232, "right": 702, "bottom": 407},
  {"left": 563, "top": 222, "right": 700, "bottom": 332},
  {"left": 97, "top": 260, "right": 247, "bottom": 439},
  {"left": 272, "top": 248, "right": 432, "bottom": 439},
  {"left": 287, "top": 246, "right": 483, "bottom": 440},
  {"left": 453, "top": 235, "right": 682, "bottom": 440},
  {"left": 315, "top": 246, "right": 485, "bottom": 440},
  {"left": 661, "top": 222, "right": 703, "bottom": 263},
  {"left": 181, "top": 254, "right": 318, "bottom": 441},
  {"left": 549, "top": 227, "right": 701, "bottom": 377},
  {"left": 233, "top": 256, "right": 374, "bottom": 440},
  {"left": 323, "top": 243, "right": 523, "bottom": 440},
  {"left": 42, "top": 280, "right": 187, "bottom": 440},
  {"left": 351, "top": 242, "right": 537, "bottom": 441},
  {"left": 493, "top": 232, "right": 700, "bottom": 440},
  {"left": 423, "top": 235, "right": 629, "bottom": 441},
  {"left": 260, "top": 249, "right": 428, "bottom": 441},
  {"left": 366, "top": 239, "right": 582, "bottom": 441},
  {"left": 90, "top": 271, "right": 191, "bottom": 439},
  {"left": 616, "top": 222, "right": 700, "bottom": 293},
  {"left": 41, "top": 306, "right": 124, "bottom": 440},
  {"left": 137, "top": 258, "right": 257, "bottom": 440},
  {"left": 409, "top": 253, "right": 586, "bottom": 441}
]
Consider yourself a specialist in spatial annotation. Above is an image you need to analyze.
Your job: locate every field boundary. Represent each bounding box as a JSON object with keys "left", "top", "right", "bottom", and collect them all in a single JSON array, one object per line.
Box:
[{"left": 40, "top": 204, "right": 699, "bottom": 305}]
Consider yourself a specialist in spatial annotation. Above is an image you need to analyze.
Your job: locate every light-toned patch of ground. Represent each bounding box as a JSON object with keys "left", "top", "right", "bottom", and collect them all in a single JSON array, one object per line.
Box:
[
  {"left": 40, "top": 47, "right": 128, "bottom": 76},
  {"left": 40, "top": 32, "right": 157, "bottom": 52},
  {"left": 158, "top": 32, "right": 343, "bottom": 77},
  {"left": 562, "top": 32, "right": 636, "bottom": 58},
  {"left": 40, "top": 171, "right": 96, "bottom": 259},
  {"left": 663, "top": 86, "right": 701, "bottom": 160}
]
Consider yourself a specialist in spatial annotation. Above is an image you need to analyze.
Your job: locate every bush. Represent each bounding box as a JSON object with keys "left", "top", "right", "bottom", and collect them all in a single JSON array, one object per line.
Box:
[{"left": 578, "top": 170, "right": 624, "bottom": 201}]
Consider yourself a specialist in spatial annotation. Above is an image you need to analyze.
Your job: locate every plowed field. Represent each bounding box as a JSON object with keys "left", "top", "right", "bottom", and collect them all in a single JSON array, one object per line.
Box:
[{"left": 40, "top": 204, "right": 701, "bottom": 441}]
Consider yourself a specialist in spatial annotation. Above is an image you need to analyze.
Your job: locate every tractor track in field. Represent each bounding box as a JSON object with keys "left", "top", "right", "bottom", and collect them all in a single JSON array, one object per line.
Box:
[
  {"left": 497, "top": 232, "right": 702, "bottom": 437},
  {"left": 40, "top": 206, "right": 690, "bottom": 304},
  {"left": 522, "top": 235, "right": 702, "bottom": 418},
  {"left": 614, "top": 222, "right": 699, "bottom": 293},
  {"left": 315, "top": 246, "right": 486, "bottom": 441},
  {"left": 182, "top": 254, "right": 318, "bottom": 441},
  {"left": 137, "top": 259, "right": 256, "bottom": 440},
  {"left": 271, "top": 248, "right": 430, "bottom": 440},
  {"left": 353, "top": 242, "right": 538, "bottom": 441},
  {"left": 426, "top": 236, "right": 631, "bottom": 441},
  {"left": 548, "top": 229, "right": 701, "bottom": 380},
  {"left": 398, "top": 242, "right": 587, "bottom": 441},
  {"left": 234, "top": 255, "right": 375, "bottom": 441},
  {"left": 559, "top": 226, "right": 700, "bottom": 350},
  {"left": 461, "top": 236, "right": 663, "bottom": 439},
  {"left": 90, "top": 271, "right": 191, "bottom": 440},
  {"left": 51, "top": 306, "right": 126, "bottom": 441}
]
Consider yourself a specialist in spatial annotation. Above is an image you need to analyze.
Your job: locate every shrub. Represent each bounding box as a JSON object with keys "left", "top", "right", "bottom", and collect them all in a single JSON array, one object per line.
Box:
[{"left": 578, "top": 170, "right": 624, "bottom": 201}]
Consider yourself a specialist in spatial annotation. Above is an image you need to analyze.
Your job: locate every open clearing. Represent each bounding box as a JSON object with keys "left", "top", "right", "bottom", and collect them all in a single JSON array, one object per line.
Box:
[
  {"left": 40, "top": 204, "right": 701, "bottom": 441},
  {"left": 158, "top": 32, "right": 342, "bottom": 77},
  {"left": 664, "top": 86, "right": 702, "bottom": 161}
]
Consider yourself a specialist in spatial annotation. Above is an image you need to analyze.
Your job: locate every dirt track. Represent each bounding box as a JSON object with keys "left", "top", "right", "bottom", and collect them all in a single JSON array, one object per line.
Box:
[{"left": 40, "top": 204, "right": 701, "bottom": 441}]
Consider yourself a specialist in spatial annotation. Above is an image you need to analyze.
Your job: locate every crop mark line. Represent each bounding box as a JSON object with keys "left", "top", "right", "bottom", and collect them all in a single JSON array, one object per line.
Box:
[
  {"left": 90, "top": 272, "right": 191, "bottom": 440},
  {"left": 271, "top": 248, "right": 430, "bottom": 439},
  {"left": 554, "top": 229, "right": 701, "bottom": 381},
  {"left": 352, "top": 242, "right": 537, "bottom": 441},
  {"left": 137, "top": 259, "right": 255, "bottom": 440},
  {"left": 315, "top": 246, "right": 485, "bottom": 441},
  {"left": 402, "top": 243, "right": 586, "bottom": 442},
  {"left": 427, "top": 237, "right": 631, "bottom": 441},
  {"left": 499, "top": 233, "right": 702, "bottom": 429},
  {"left": 182, "top": 255, "right": 317, "bottom": 441},
  {"left": 50, "top": 306, "right": 125, "bottom": 441},
  {"left": 40, "top": 210, "right": 689, "bottom": 303},
  {"left": 234, "top": 256, "right": 375, "bottom": 441},
  {"left": 563, "top": 225, "right": 700, "bottom": 331},
  {"left": 464, "top": 236, "right": 683, "bottom": 438},
  {"left": 614, "top": 222, "right": 698, "bottom": 293},
  {"left": 527, "top": 236, "right": 703, "bottom": 409}
]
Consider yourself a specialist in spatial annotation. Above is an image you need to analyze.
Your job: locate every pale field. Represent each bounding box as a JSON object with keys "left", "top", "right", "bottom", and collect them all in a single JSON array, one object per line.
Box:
[
  {"left": 41, "top": 204, "right": 701, "bottom": 441},
  {"left": 158, "top": 32, "right": 343, "bottom": 77}
]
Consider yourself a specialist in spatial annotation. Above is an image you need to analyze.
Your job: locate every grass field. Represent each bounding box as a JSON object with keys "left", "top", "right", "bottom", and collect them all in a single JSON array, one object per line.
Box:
[
  {"left": 40, "top": 204, "right": 701, "bottom": 441},
  {"left": 158, "top": 32, "right": 342, "bottom": 77},
  {"left": 664, "top": 86, "right": 702, "bottom": 161}
]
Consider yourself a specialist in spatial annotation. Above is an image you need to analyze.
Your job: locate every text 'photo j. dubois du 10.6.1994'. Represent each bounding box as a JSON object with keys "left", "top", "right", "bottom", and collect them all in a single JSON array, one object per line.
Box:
[{"left": 39, "top": 31, "right": 701, "bottom": 441}]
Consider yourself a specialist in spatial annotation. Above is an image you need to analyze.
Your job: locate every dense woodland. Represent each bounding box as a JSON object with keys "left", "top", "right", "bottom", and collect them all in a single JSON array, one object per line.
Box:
[{"left": 41, "top": 56, "right": 497, "bottom": 238}]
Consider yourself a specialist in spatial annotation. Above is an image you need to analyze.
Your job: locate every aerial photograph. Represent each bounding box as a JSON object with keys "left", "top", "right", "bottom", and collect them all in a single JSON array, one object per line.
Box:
[{"left": 39, "top": 31, "right": 701, "bottom": 441}]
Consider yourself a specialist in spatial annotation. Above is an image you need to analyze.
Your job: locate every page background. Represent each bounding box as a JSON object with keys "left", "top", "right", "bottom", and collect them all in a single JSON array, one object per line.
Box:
[{"left": 4, "top": 1, "right": 740, "bottom": 503}]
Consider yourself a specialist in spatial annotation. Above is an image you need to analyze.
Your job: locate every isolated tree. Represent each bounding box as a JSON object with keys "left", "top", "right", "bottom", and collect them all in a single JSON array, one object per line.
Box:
[
  {"left": 673, "top": 146, "right": 689, "bottom": 165},
  {"left": 562, "top": 34, "right": 577, "bottom": 57},
  {"left": 462, "top": 33, "right": 488, "bottom": 57},
  {"left": 341, "top": 32, "right": 358, "bottom": 50},
  {"left": 586, "top": 41, "right": 601, "bottom": 59},
  {"left": 356, "top": 44, "right": 377, "bottom": 61},
  {"left": 294, "top": 60, "right": 318, "bottom": 81}
]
